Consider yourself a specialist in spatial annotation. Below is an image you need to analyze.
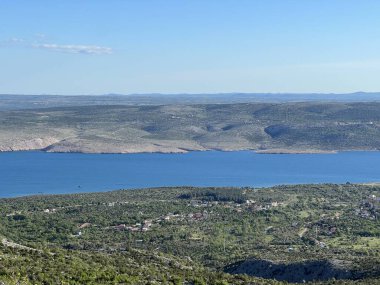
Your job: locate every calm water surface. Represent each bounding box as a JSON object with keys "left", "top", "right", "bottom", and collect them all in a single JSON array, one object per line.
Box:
[{"left": 0, "top": 151, "right": 379, "bottom": 197}]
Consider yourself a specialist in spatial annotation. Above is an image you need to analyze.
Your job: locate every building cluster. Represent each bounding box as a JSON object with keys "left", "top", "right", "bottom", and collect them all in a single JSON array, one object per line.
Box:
[
  {"left": 43, "top": 208, "right": 57, "bottom": 213},
  {"left": 105, "top": 209, "right": 212, "bottom": 233},
  {"left": 356, "top": 194, "right": 379, "bottom": 220},
  {"left": 245, "top": 199, "right": 284, "bottom": 212},
  {"left": 74, "top": 197, "right": 286, "bottom": 237}
]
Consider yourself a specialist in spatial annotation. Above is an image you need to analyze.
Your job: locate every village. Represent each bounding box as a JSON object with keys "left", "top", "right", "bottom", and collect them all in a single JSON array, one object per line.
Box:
[{"left": 73, "top": 198, "right": 287, "bottom": 235}]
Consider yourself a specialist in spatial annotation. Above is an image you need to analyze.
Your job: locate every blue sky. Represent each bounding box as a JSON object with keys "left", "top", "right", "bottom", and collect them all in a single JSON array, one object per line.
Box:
[{"left": 1, "top": 0, "right": 380, "bottom": 94}]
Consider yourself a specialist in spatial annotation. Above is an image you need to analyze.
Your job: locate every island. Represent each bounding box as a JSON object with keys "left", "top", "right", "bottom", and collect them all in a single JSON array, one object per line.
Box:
[{"left": 0, "top": 100, "right": 379, "bottom": 154}]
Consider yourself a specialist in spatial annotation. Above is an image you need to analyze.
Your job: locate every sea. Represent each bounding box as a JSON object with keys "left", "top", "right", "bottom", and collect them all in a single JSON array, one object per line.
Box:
[{"left": 0, "top": 151, "right": 379, "bottom": 197}]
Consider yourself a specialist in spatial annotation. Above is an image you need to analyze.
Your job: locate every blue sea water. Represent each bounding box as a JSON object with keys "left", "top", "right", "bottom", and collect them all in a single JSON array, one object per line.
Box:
[{"left": 0, "top": 151, "right": 379, "bottom": 197}]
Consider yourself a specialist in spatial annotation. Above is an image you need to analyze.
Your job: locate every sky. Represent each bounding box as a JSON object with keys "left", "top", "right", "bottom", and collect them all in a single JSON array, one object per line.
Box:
[{"left": 1, "top": 0, "right": 380, "bottom": 95}]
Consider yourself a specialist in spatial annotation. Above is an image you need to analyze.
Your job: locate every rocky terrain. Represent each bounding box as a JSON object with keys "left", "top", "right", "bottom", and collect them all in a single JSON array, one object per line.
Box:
[{"left": 0, "top": 102, "right": 380, "bottom": 153}]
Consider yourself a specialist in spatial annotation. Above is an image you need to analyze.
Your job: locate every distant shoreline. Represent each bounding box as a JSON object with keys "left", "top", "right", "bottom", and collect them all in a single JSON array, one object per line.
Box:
[
  {"left": 1, "top": 147, "right": 379, "bottom": 155},
  {"left": 255, "top": 149, "right": 338, "bottom": 154}
]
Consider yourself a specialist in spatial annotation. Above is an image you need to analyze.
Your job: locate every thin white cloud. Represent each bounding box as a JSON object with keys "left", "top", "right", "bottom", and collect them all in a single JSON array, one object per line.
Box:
[
  {"left": 32, "top": 43, "right": 113, "bottom": 55},
  {"left": 1, "top": 36, "right": 113, "bottom": 55},
  {"left": 9, "top": 37, "right": 25, "bottom": 43}
]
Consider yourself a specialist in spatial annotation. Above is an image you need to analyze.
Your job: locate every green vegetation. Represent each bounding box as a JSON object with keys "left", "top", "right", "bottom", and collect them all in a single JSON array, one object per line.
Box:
[
  {"left": 1, "top": 184, "right": 380, "bottom": 284},
  {"left": 0, "top": 102, "right": 380, "bottom": 153}
]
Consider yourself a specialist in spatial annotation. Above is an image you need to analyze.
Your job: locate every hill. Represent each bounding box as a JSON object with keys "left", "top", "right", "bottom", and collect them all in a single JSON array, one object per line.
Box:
[
  {"left": 0, "top": 102, "right": 380, "bottom": 153},
  {"left": 0, "top": 184, "right": 380, "bottom": 284}
]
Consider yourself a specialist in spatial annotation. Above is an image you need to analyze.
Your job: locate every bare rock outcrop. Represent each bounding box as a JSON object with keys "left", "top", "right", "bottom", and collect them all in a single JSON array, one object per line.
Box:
[{"left": 0, "top": 137, "right": 60, "bottom": 152}]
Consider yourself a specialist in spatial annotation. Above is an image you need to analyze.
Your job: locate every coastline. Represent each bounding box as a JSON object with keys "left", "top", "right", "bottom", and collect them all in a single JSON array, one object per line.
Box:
[
  {"left": 1, "top": 145, "right": 379, "bottom": 155},
  {"left": 255, "top": 149, "right": 338, "bottom": 154},
  {"left": 0, "top": 146, "right": 343, "bottom": 155}
]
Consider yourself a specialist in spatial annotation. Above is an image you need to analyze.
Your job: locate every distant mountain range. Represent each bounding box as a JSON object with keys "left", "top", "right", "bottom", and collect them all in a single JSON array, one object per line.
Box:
[{"left": 1, "top": 92, "right": 380, "bottom": 111}]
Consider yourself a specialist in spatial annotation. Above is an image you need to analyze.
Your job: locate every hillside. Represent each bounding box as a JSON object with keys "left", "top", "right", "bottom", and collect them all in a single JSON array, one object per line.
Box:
[
  {"left": 0, "top": 184, "right": 380, "bottom": 284},
  {"left": 0, "top": 102, "right": 380, "bottom": 153}
]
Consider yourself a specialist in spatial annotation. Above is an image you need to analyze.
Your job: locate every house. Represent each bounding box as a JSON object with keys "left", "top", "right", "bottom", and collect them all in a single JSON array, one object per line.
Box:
[
  {"left": 271, "top": 201, "right": 279, "bottom": 207},
  {"left": 164, "top": 215, "right": 171, "bottom": 221},
  {"left": 79, "top": 222, "right": 91, "bottom": 229},
  {"left": 193, "top": 213, "right": 203, "bottom": 220},
  {"left": 328, "top": 227, "right": 337, "bottom": 235},
  {"left": 114, "top": 224, "right": 126, "bottom": 230},
  {"left": 129, "top": 227, "right": 140, "bottom": 232},
  {"left": 43, "top": 208, "right": 56, "bottom": 213}
]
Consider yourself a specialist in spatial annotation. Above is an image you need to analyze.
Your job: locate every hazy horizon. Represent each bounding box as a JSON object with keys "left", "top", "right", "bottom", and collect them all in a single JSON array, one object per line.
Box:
[{"left": 2, "top": 91, "right": 380, "bottom": 97}]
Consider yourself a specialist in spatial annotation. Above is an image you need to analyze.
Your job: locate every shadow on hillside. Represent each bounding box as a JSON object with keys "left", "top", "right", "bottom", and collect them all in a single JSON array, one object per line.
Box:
[{"left": 224, "top": 259, "right": 362, "bottom": 283}]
